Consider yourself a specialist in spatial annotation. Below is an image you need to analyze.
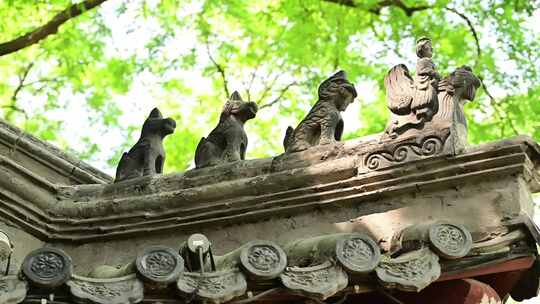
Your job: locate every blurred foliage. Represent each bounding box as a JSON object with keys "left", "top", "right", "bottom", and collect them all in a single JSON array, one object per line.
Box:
[{"left": 0, "top": 0, "right": 539, "bottom": 174}]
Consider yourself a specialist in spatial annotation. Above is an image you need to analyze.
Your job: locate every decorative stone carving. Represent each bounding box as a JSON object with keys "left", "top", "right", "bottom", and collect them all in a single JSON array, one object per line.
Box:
[
  {"left": 383, "top": 37, "right": 480, "bottom": 144},
  {"left": 114, "top": 108, "right": 176, "bottom": 182},
  {"left": 376, "top": 247, "right": 441, "bottom": 292},
  {"left": 283, "top": 70, "right": 357, "bottom": 153},
  {"left": 435, "top": 65, "right": 481, "bottom": 151},
  {"left": 135, "top": 245, "right": 184, "bottom": 284},
  {"left": 389, "top": 221, "right": 472, "bottom": 260},
  {"left": 0, "top": 231, "right": 12, "bottom": 260},
  {"left": 284, "top": 233, "right": 380, "bottom": 276},
  {"left": 336, "top": 234, "right": 380, "bottom": 274},
  {"left": 428, "top": 222, "right": 472, "bottom": 259},
  {"left": 0, "top": 276, "right": 27, "bottom": 304},
  {"left": 22, "top": 247, "right": 73, "bottom": 288},
  {"left": 280, "top": 261, "right": 348, "bottom": 300},
  {"left": 67, "top": 274, "right": 144, "bottom": 304},
  {"left": 177, "top": 268, "right": 247, "bottom": 304},
  {"left": 239, "top": 240, "right": 287, "bottom": 280},
  {"left": 195, "top": 91, "right": 258, "bottom": 168},
  {"left": 364, "top": 132, "right": 447, "bottom": 171}
]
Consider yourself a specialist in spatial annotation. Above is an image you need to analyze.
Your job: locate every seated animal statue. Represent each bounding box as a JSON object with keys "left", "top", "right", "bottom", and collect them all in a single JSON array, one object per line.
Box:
[
  {"left": 194, "top": 91, "right": 258, "bottom": 168},
  {"left": 114, "top": 108, "right": 176, "bottom": 182},
  {"left": 283, "top": 70, "right": 357, "bottom": 153}
]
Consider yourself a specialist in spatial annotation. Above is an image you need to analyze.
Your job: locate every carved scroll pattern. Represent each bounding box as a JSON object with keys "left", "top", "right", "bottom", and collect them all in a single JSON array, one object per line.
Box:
[
  {"left": 76, "top": 282, "right": 124, "bottom": 298},
  {"left": 67, "top": 275, "right": 144, "bottom": 304},
  {"left": 177, "top": 269, "right": 247, "bottom": 304},
  {"left": 380, "top": 257, "right": 430, "bottom": 280},
  {"left": 365, "top": 136, "right": 444, "bottom": 170},
  {"left": 184, "top": 276, "right": 231, "bottom": 293},
  {"left": 280, "top": 261, "right": 348, "bottom": 300},
  {"left": 376, "top": 248, "right": 440, "bottom": 292}
]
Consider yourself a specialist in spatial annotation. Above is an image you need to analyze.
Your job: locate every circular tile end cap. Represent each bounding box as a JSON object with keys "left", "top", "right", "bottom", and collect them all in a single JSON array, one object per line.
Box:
[
  {"left": 136, "top": 245, "right": 184, "bottom": 284},
  {"left": 429, "top": 222, "right": 473, "bottom": 259},
  {"left": 240, "top": 240, "right": 287, "bottom": 280},
  {"left": 22, "top": 247, "right": 72, "bottom": 288},
  {"left": 336, "top": 234, "right": 381, "bottom": 274}
]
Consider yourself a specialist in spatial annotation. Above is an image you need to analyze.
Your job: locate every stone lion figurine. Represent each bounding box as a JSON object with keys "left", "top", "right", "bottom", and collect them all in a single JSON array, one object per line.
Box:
[
  {"left": 194, "top": 91, "right": 258, "bottom": 168},
  {"left": 283, "top": 70, "right": 357, "bottom": 153},
  {"left": 114, "top": 108, "right": 176, "bottom": 182}
]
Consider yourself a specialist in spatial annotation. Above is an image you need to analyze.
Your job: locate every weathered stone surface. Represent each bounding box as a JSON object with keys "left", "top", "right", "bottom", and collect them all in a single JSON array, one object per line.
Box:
[
  {"left": 22, "top": 247, "right": 72, "bottom": 288},
  {"left": 283, "top": 70, "right": 357, "bottom": 153},
  {"left": 177, "top": 269, "right": 247, "bottom": 304},
  {"left": 280, "top": 261, "right": 348, "bottom": 300},
  {"left": 376, "top": 247, "right": 441, "bottom": 292},
  {"left": 67, "top": 274, "right": 143, "bottom": 304},
  {"left": 0, "top": 276, "right": 27, "bottom": 304},
  {"left": 195, "top": 91, "right": 258, "bottom": 168},
  {"left": 0, "top": 135, "right": 528, "bottom": 276},
  {"left": 0, "top": 115, "right": 538, "bottom": 277},
  {"left": 115, "top": 108, "right": 176, "bottom": 182}
]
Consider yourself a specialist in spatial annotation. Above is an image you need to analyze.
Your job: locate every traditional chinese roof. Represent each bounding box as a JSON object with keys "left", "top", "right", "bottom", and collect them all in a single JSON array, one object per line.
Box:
[
  {"left": 0, "top": 119, "right": 111, "bottom": 185},
  {"left": 1, "top": 53, "right": 540, "bottom": 304},
  {"left": 0, "top": 115, "right": 539, "bottom": 303}
]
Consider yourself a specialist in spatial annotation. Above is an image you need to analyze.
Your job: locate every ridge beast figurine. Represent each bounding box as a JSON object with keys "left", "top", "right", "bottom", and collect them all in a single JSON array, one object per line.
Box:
[
  {"left": 114, "top": 108, "right": 176, "bottom": 182},
  {"left": 384, "top": 37, "right": 480, "bottom": 139},
  {"left": 194, "top": 91, "right": 258, "bottom": 168},
  {"left": 283, "top": 70, "right": 357, "bottom": 153}
]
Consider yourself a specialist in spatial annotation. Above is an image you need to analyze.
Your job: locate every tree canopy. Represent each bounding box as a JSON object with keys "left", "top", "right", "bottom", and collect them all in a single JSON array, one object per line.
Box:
[{"left": 0, "top": 0, "right": 538, "bottom": 174}]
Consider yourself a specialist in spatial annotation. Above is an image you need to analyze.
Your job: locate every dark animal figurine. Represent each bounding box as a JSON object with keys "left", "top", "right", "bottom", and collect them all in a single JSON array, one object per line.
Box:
[
  {"left": 194, "top": 91, "right": 258, "bottom": 168},
  {"left": 283, "top": 70, "right": 357, "bottom": 153},
  {"left": 114, "top": 108, "right": 176, "bottom": 182}
]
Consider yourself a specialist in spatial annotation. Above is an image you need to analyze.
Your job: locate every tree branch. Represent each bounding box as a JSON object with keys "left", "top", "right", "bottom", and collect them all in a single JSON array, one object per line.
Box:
[
  {"left": 0, "top": 0, "right": 108, "bottom": 57},
  {"left": 479, "top": 77, "right": 519, "bottom": 135},
  {"left": 444, "top": 7, "right": 481, "bottom": 62},
  {"left": 205, "top": 42, "right": 230, "bottom": 97},
  {"left": 1, "top": 105, "right": 29, "bottom": 120},
  {"left": 259, "top": 81, "right": 297, "bottom": 110},
  {"left": 324, "top": 0, "right": 431, "bottom": 16},
  {"left": 324, "top": 1, "right": 482, "bottom": 64},
  {"left": 12, "top": 62, "right": 35, "bottom": 102}
]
